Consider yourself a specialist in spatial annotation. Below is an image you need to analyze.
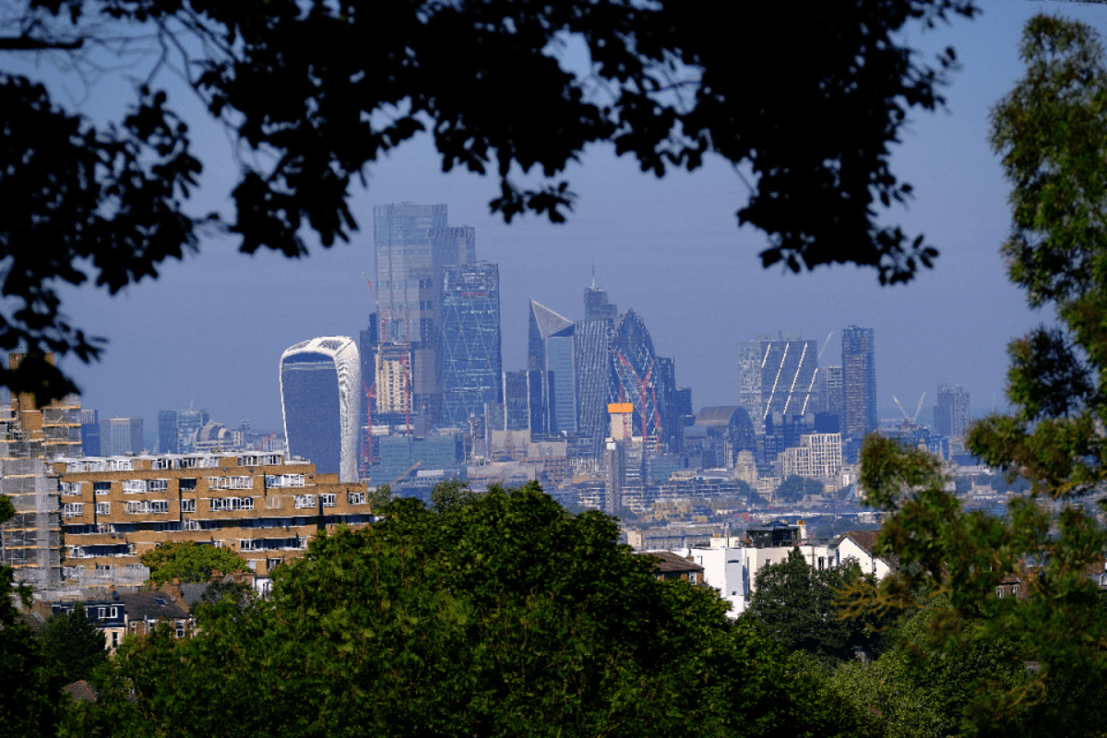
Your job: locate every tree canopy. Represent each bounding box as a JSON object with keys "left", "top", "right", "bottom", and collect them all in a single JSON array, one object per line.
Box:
[
  {"left": 75, "top": 483, "right": 867, "bottom": 738},
  {"left": 38, "top": 605, "right": 108, "bottom": 685},
  {"left": 139, "top": 540, "right": 249, "bottom": 585},
  {"left": 0, "top": 0, "right": 977, "bottom": 400},
  {"left": 845, "top": 15, "right": 1107, "bottom": 737},
  {"left": 747, "top": 547, "right": 888, "bottom": 664}
]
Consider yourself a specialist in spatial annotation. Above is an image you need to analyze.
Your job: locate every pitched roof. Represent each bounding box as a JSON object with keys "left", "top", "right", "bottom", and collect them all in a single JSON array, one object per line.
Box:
[
  {"left": 638, "top": 550, "right": 704, "bottom": 574},
  {"left": 118, "top": 592, "right": 189, "bottom": 621},
  {"left": 63, "top": 680, "right": 97, "bottom": 703}
]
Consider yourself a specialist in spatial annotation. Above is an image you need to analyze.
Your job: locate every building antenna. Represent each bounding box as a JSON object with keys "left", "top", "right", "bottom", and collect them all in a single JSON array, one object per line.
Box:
[{"left": 591, "top": 262, "right": 596, "bottom": 289}]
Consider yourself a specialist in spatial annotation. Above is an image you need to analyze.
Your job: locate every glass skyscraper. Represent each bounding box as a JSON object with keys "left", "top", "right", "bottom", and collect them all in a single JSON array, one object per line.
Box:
[
  {"left": 736, "top": 335, "right": 820, "bottom": 426},
  {"left": 441, "top": 262, "right": 503, "bottom": 426},
  {"left": 934, "top": 382, "right": 969, "bottom": 438},
  {"left": 528, "top": 299, "right": 576, "bottom": 435},
  {"left": 280, "top": 336, "right": 361, "bottom": 482},
  {"left": 841, "top": 326, "right": 877, "bottom": 439}
]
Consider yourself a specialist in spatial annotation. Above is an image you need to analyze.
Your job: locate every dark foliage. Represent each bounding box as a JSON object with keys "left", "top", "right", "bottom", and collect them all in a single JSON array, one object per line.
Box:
[
  {"left": 38, "top": 605, "right": 108, "bottom": 684},
  {"left": 0, "top": 0, "right": 977, "bottom": 401}
]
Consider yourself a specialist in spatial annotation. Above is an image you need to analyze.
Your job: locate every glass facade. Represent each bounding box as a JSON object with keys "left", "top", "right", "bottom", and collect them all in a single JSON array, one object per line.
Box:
[
  {"left": 607, "top": 309, "right": 662, "bottom": 449},
  {"left": 841, "top": 326, "right": 877, "bottom": 439},
  {"left": 736, "top": 336, "right": 820, "bottom": 426},
  {"left": 280, "top": 337, "right": 361, "bottom": 482},
  {"left": 441, "top": 263, "right": 503, "bottom": 427},
  {"left": 934, "top": 382, "right": 969, "bottom": 438}
]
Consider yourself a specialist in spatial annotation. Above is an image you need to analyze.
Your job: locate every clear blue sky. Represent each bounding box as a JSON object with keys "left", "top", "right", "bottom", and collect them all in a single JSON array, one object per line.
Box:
[{"left": 34, "top": 1, "right": 1107, "bottom": 432}]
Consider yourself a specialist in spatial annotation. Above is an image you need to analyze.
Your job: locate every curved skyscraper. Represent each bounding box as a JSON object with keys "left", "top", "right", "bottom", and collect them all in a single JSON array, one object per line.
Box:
[{"left": 280, "top": 337, "right": 361, "bottom": 482}]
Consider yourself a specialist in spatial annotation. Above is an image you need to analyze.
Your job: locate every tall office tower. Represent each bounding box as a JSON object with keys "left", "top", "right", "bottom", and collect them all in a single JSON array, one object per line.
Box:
[
  {"left": 280, "top": 337, "right": 361, "bottom": 483},
  {"left": 934, "top": 382, "right": 970, "bottom": 437},
  {"left": 100, "top": 417, "right": 143, "bottom": 455},
  {"left": 529, "top": 299, "right": 577, "bottom": 435},
  {"left": 584, "top": 286, "right": 618, "bottom": 323},
  {"left": 607, "top": 309, "right": 662, "bottom": 449},
  {"left": 503, "top": 370, "right": 544, "bottom": 432},
  {"left": 841, "top": 326, "right": 878, "bottom": 439},
  {"left": 736, "top": 335, "right": 820, "bottom": 427},
  {"left": 818, "top": 366, "right": 844, "bottom": 419},
  {"left": 357, "top": 313, "right": 379, "bottom": 475},
  {"left": 653, "top": 356, "right": 680, "bottom": 453},
  {"left": 80, "top": 409, "right": 100, "bottom": 456},
  {"left": 441, "top": 262, "right": 503, "bottom": 426},
  {"left": 157, "top": 408, "right": 209, "bottom": 454},
  {"left": 374, "top": 203, "right": 462, "bottom": 421},
  {"left": 574, "top": 318, "right": 611, "bottom": 453}
]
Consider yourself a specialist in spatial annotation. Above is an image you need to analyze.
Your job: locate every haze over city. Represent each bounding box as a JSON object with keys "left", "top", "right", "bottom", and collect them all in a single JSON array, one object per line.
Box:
[{"left": 42, "top": 0, "right": 1105, "bottom": 433}]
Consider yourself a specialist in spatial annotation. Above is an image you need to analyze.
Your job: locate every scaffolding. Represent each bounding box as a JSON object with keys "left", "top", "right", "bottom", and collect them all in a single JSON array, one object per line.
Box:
[{"left": 0, "top": 457, "right": 62, "bottom": 589}]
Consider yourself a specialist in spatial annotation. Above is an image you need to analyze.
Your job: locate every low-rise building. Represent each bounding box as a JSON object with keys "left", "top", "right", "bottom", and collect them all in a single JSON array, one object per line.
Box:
[{"left": 51, "top": 450, "right": 375, "bottom": 587}]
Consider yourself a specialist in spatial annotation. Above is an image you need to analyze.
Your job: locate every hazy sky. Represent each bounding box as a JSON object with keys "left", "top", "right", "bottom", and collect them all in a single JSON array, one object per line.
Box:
[{"left": 32, "top": 1, "right": 1107, "bottom": 432}]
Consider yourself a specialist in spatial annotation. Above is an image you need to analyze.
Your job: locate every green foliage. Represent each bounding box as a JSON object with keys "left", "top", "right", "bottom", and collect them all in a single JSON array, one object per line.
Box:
[
  {"left": 366, "top": 483, "right": 393, "bottom": 514},
  {"left": 76, "top": 483, "right": 870, "bottom": 738},
  {"left": 776, "top": 475, "right": 825, "bottom": 503},
  {"left": 140, "top": 541, "right": 249, "bottom": 585},
  {"left": 844, "top": 14, "right": 1107, "bottom": 737},
  {"left": 831, "top": 599, "right": 1032, "bottom": 738},
  {"left": 748, "top": 548, "right": 891, "bottom": 664},
  {"left": 38, "top": 605, "right": 108, "bottom": 684},
  {"left": 0, "top": 0, "right": 979, "bottom": 400},
  {"left": 428, "top": 478, "right": 478, "bottom": 514}
]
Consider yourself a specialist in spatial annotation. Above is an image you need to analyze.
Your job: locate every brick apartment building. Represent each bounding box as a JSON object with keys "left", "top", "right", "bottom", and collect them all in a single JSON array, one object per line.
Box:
[{"left": 52, "top": 450, "right": 374, "bottom": 581}]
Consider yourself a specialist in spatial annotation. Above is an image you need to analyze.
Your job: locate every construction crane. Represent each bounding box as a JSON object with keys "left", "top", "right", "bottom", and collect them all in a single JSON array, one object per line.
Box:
[
  {"left": 891, "top": 392, "right": 926, "bottom": 429},
  {"left": 389, "top": 461, "right": 422, "bottom": 488},
  {"left": 817, "top": 331, "right": 834, "bottom": 362},
  {"left": 362, "top": 271, "right": 388, "bottom": 338}
]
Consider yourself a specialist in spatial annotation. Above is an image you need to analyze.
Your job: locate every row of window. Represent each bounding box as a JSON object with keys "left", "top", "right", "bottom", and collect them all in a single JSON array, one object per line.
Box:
[
  {"left": 66, "top": 492, "right": 366, "bottom": 518},
  {"left": 265, "top": 474, "right": 305, "bottom": 488},
  {"left": 208, "top": 476, "right": 253, "bottom": 490},
  {"left": 210, "top": 497, "right": 254, "bottom": 512}
]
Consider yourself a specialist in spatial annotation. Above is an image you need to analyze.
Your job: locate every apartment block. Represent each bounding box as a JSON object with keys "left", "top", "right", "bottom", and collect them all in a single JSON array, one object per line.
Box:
[
  {"left": 51, "top": 451, "right": 374, "bottom": 582},
  {"left": 777, "top": 433, "right": 843, "bottom": 479}
]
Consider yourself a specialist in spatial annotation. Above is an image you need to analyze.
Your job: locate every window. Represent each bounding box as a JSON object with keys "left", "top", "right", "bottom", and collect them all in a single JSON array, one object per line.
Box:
[
  {"left": 347, "top": 491, "right": 366, "bottom": 505},
  {"left": 209, "top": 497, "right": 255, "bottom": 512},
  {"left": 95, "top": 501, "right": 110, "bottom": 516},
  {"left": 260, "top": 454, "right": 282, "bottom": 466},
  {"left": 97, "top": 606, "right": 106, "bottom": 619},
  {"left": 93, "top": 481, "right": 111, "bottom": 496},
  {"left": 150, "top": 500, "right": 169, "bottom": 514},
  {"left": 110, "top": 606, "right": 118, "bottom": 618},
  {"left": 110, "top": 459, "right": 134, "bottom": 471},
  {"left": 124, "top": 500, "right": 168, "bottom": 515},
  {"left": 175, "top": 622, "right": 186, "bottom": 639},
  {"left": 146, "top": 479, "right": 168, "bottom": 492},
  {"left": 178, "top": 498, "right": 194, "bottom": 513},
  {"left": 996, "top": 587, "right": 1005, "bottom": 598},
  {"left": 122, "top": 480, "right": 145, "bottom": 494},
  {"left": 294, "top": 494, "right": 316, "bottom": 509},
  {"left": 62, "top": 502, "right": 83, "bottom": 517},
  {"left": 179, "top": 478, "right": 197, "bottom": 491},
  {"left": 266, "top": 474, "right": 304, "bottom": 488},
  {"left": 60, "top": 482, "right": 81, "bottom": 496},
  {"left": 320, "top": 493, "right": 336, "bottom": 508},
  {"left": 112, "top": 631, "right": 119, "bottom": 648},
  {"left": 208, "top": 476, "right": 253, "bottom": 490},
  {"left": 240, "top": 539, "right": 254, "bottom": 551},
  {"left": 153, "top": 458, "right": 171, "bottom": 469}
]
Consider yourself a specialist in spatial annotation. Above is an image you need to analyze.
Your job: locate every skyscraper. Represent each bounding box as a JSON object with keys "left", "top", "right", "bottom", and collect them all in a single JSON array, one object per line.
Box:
[
  {"left": 841, "top": 326, "right": 877, "bottom": 439},
  {"left": 100, "top": 417, "right": 143, "bottom": 455},
  {"left": 737, "top": 335, "right": 820, "bottom": 426},
  {"left": 441, "top": 262, "right": 503, "bottom": 426},
  {"left": 529, "top": 299, "right": 576, "bottom": 435},
  {"left": 280, "top": 336, "right": 361, "bottom": 483},
  {"left": 607, "top": 309, "right": 662, "bottom": 449},
  {"left": 157, "top": 408, "right": 209, "bottom": 454},
  {"left": 934, "top": 383, "right": 970, "bottom": 437}
]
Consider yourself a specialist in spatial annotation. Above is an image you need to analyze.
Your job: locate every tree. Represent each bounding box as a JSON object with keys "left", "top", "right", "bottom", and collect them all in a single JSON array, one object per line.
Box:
[
  {"left": 747, "top": 548, "right": 888, "bottom": 664},
  {"left": 76, "top": 483, "right": 869, "bottom": 738},
  {"left": 38, "top": 605, "right": 108, "bottom": 684},
  {"left": 0, "top": 494, "right": 65, "bottom": 733},
  {"left": 0, "top": 0, "right": 977, "bottom": 401},
  {"left": 831, "top": 597, "right": 1032, "bottom": 738},
  {"left": 139, "top": 540, "right": 249, "bottom": 585},
  {"left": 775, "top": 475, "right": 825, "bottom": 504},
  {"left": 847, "top": 17, "right": 1107, "bottom": 736}
]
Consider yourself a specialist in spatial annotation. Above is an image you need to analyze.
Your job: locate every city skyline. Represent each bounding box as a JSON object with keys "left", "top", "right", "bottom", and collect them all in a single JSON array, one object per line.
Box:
[{"left": 44, "top": 1, "right": 1080, "bottom": 433}]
